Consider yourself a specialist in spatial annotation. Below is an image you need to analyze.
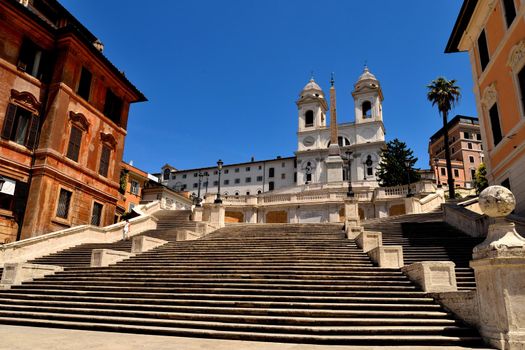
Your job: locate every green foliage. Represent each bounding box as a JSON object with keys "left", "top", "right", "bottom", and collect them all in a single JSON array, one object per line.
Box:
[
  {"left": 376, "top": 139, "right": 421, "bottom": 187},
  {"left": 474, "top": 163, "right": 489, "bottom": 194},
  {"left": 426, "top": 77, "right": 461, "bottom": 115},
  {"left": 119, "top": 170, "right": 128, "bottom": 194}
]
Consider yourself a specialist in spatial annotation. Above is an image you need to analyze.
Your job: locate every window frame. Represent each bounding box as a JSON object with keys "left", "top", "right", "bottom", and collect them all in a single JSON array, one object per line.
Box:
[
  {"left": 55, "top": 187, "right": 73, "bottom": 222},
  {"left": 66, "top": 125, "right": 83, "bottom": 162},
  {"left": 90, "top": 201, "right": 104, "bottom": 226}
]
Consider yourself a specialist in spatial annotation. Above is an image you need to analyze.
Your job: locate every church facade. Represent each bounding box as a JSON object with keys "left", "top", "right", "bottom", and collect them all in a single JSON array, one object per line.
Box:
[{"left": 160, "top": 67, "right": 386, "bottom": 199}]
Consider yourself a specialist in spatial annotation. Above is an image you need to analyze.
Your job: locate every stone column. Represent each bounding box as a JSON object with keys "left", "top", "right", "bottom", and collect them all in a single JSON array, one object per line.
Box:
[
  {"left": 470, "top": 186, "right": 525, "bottom": 350},
  {"left": 326, "top": 75, "right": 344, "bottom": 183}
]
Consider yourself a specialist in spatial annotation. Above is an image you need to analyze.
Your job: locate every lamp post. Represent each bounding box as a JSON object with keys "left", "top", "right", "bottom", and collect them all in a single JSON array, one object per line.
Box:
[
  {"left": 405, "top": 159, "right": 413, "bottom": 197},
  {"left": 195, "top": 171, "right": 203, "bottom": 207},
  {"left": 214, "top": 159, "right": 223, "bottom": 204},
  {"left": 345, "top": 150, "right": 354, "bottom": 198},
  {"left": 434, "top": 157, "right": 441, "bottom": 187},
  {"left": 204, "top": 172, "right": 209, "bottom": 195}
]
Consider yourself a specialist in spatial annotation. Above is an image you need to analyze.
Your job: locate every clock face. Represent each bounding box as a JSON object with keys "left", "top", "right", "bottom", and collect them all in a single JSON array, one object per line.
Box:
[
  {"left": 361, "top": 128, "right": 375, "bottom": 140},
  {"left": 303, "top": 136, "right": 315, "bottom": 147}
]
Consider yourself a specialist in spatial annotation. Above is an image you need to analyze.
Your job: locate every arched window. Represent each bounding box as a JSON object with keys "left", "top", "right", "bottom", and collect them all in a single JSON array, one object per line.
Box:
[
  {"left": 163, "top": 169, "right": 170, "bottom": 180},
  {"left": 362, "top": 101, "right": 372, "bottom": 118},
  {"left": 305, "top": 110, "right": 314, "bottom": 127}
]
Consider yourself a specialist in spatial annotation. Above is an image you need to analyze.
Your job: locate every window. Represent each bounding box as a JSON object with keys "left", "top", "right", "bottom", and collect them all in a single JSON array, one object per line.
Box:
[
  {"left": 213, "top": 170, "right": 218, "bottom": 175},
  {"left": 224, "top": 169, "right": 229, "bottom": 174},
  {"left": 163, "top": 169, "right": 170, "bottom": 180},
  {"left": 362, "top": 101, "right": 372, "bottom": 118},
  {"left": 91, "top": 202, "right": 103, "bottom": 226},
  {"left": 245, "top": 167, "right": 250, "bottom": 171},
  {"left": 246, "top": 177, "right": 251, "bottom": 183},
  {"left": 77, "top": 67, "right": 92, "bottom": 101},
  {"left": 129, "top": 203, "right": 135, "bottom": 212},
  {"left": 305, "top": 110, "right": 314, "bottom": 127},
  {"left": 268, "top": 181, "right": 275, "bottom": 191},
  {"left": 451, "top": 147, "right": 455, "bottom": 154},
  {"left": 246, "top": 191, "right": 250, "bottom": 195},
  {"left": 269, "top": 167, "right": 275, "bottom": 178},
  {"left": 130, "top": 180, "right": 139, "bottom": 195},
  {"left": 213, "top": 181, "right": 218, "bottom": 186},
  {"left": 469, "top": 156, "right": 475, "bottom": 163},
  {"left": 194, "top": 172, "right": 198, "bottom": 177},
  {"left": 257, "top": 190, "right": 262, "bottom": 194},
  {"left": 224, "top": 179, "right": 229, "bottom": 185},
  {"left": 294, "top": 172, "right": 297, "bottom": 182},
  {"left": 478, "top": 30, "right": 490, "bottom": 71},
  {"left": 66, "top": 126, "right": 82, "bottom": 162},
  {"left": 17, "top": 39, "right": 50, "bottom": 81},
  {"left": 281, "top": 173, "right": 285, "bottom": 180},
  {"left": 471, "top": 169, "right": 476, "bottom": 179},
  {"left": 256, "top": 176, "right": 263, "bottom": 182},
  {"left": 234, "top": 191, "right": 239, "bottom": 196},
  {"left": 367, "top": 167, "right": 373, "bottom": 176},
  {"left": 441, "top": 168, "right": 446, "bottom": 176},
  {"left": 98, "top": 145, "right": 111, "bottom": 177},
  {"left": 234, "top": 178, "right": 240, "bottom": 184},
  {"left": 477, "top": 133, "right": 482, "bottom": 140},
  {"left": 468, "top": 143, "right": 473, "bottom": 150},
  {"left": 103, "top": 89, "right": 123, "bottom": 125},
  {"left": 56, "top": 188, "right": 72, "bottom": 219},
  {"left": 454, "top": 169, "right": 459, "bottom": 177},
  {"left": 258, "top": 165, "right": 262, "bottom": 170},
  {"left": 503, "top": 0, "right": 516, "bottom": 27},
  {"left": 182, "top": 174, "right": 187, "bottom": 179},
  {"left": 1, "top": 104, "right": 39, "bottom": 149},
  {"left": 234, "top": 168, "right": 240, "bottom": 173},
  {"left": 518, "top": 65, "right": 525, "bottom": 115},
  {"left": 489, "top": 103, "right": 503, "bottom": 146},
  {"left": 171, "top": 174, "right": 176, "bottom": 179},
  {"left": 464, "top": 132, "right": 470, "bottom": 139},
  {"left": 294, "top": 159, "right": 297, "bottom": 168},
  {"left": 193, "top": 183, "right": 198, "bottom": 188},
  {"left": 281, "top": 162, "right": 285, "bottom": 168}
]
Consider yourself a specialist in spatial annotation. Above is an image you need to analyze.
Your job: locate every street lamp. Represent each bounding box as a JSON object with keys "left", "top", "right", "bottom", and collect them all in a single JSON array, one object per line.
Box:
[
  {"left": 214, "top": 159, "right": 223, "bottom": 204},
  {"left": 345, "top": 150, "right": 354, "bottom": 198},
  {"left": 433, "top": 157, "right": 441, "bottom": 187},
  {"left": 405, "top": 159, "right": 414, "bottom": 197},
  {"left": 194, "top": 171, "right": 203, "bottom": 207}
]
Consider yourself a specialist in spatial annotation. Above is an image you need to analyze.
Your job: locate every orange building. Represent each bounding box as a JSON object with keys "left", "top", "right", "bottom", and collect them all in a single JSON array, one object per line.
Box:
[
  {"left": 429, "top": 115, "right": 484, "bottom": 190},
  {"left": 447, "top": 0, "right": 525, "bottom": 215},
  {"left": 0, "top": 0, "right": 146, "bottom": 242},
  {"left": 117, "top": 162, "right": 150, "bottom": 219}
]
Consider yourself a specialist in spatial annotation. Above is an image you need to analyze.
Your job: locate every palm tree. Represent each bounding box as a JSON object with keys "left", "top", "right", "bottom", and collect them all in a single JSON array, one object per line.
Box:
[{"left": 427, "top": 77, "right": 461, "bottom": 199}]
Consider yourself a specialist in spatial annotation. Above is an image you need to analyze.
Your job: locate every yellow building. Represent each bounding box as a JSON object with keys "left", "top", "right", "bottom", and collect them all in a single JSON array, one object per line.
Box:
[{"left": 446, "top": 0, "right": 525, "bottom": 215}]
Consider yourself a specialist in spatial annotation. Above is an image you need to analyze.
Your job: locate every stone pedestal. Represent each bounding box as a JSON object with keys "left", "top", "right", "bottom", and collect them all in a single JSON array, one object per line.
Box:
[
  {"left": 326, "top": 144, "right": 344, "bottom": 183},
  {"left": 131, "top": 235, "right": 167, "bottom": 253},
  {"left": 0, "top": 263, "right": 63, "bottom": 288},
  {"left": 356, "top": 231, "right": 382, "bottom": 253},
  {"left": 90, "top": 249, "right": 133, "bottom": 267},
  {"left": 401, "top": 261, "right": 457, "bottom": 292},
  {"left": 346, "top": 226, "right": 363, "bottom": 240},
  {"left": 209, "top": 204, "right": 225, "bottom": 228},
  {"left": 368, "top": 245, "right": 404, "bottom": 268},
  {"left": 192, "top": 207, "right": 204, "bottom": 222},
  {"left": 344, "top": 198, "right": 360, "bottom": 235},
  {"left": 471, "top": 250, "right": 525, "bottom": 349},
  {"left": 469, "top": 186, "right": 525, "bottom": 349}
]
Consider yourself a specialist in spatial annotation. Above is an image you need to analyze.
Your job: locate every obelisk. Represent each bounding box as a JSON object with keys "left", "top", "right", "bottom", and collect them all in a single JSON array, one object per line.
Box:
[{"left": 326, "top": 73, "right": 344, "bottom": 183}]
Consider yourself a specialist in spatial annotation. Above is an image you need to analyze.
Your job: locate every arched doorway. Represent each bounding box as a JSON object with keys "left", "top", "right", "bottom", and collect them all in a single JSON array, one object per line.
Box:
[
  {"left": 266, "top": 210, "right": 287, "bottom": 223},
  {"left": 389, "top": 204, "right": 406, "bottom": 216},
  {"left": 225, "top": 211, "right": 244, "bottom": 223}
]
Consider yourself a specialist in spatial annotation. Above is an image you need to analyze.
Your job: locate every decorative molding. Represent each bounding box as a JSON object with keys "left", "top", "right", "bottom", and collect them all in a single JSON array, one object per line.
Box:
[
  {"left": 481, "top": 83, "right": 497, "bottom": 107},
  {"left": 507, "top": 40, "right": 525, "bottom": 72},
  {"left": 10, "top": 89, "right": 41, "bottom": 112},
  {"left": 100, "top": 132, "right": 117, "bottom": 149},
  {"left": 68, "top": 111, "right": 90, "bottom": 132}
]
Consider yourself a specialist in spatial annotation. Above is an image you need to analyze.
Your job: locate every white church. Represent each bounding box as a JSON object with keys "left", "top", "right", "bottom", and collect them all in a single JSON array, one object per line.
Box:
[{"left": 161, "top": 66, "right": 386, "bottom": 198}]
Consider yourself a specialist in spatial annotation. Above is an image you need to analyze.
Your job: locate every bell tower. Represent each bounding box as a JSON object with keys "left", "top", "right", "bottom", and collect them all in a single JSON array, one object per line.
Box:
[
  {"left": 296, "top": 78, "right": 328, "bottom": 132},
  {"left": 352, "top": 66, "right": 384, "bottom": 124}
]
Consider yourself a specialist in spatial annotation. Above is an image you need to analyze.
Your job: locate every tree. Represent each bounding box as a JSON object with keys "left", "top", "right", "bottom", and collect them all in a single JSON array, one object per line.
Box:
[
  {"left": 376, "top": 139, "right": 421, "bottom": 187},
  {"left": 427, "top": 77, "right": 461, "bottom": 199},
  {"left": 474, "top": 162, "right": 489, "bottom": 194}
]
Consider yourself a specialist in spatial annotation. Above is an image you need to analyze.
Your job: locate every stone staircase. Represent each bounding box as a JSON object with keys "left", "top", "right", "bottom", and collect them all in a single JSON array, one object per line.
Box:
[
  {"left": 0, "top": 221, "right": 486, "bottom": 346},
  {"left": 363, "top": 213, "right": 483, "bottom": 291}
]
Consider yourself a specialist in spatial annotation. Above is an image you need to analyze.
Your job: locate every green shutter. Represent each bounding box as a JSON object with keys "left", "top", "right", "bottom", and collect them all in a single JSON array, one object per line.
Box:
[
  {"left": 25, "top": 114, "right": 39, "bottom": 149},
  {"left": 1, "top": 104, "right": 17, "bottom": 139}
]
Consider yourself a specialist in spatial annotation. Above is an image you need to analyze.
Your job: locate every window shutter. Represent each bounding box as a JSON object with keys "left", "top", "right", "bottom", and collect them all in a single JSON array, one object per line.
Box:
[
  {"left": 1, "top": 104, "right": 17, "bottom": 139},
  {"left": 99, "top": 146, "right": 110, "bottom": 177},
  {"left": 25, "top": 114, "right": 39, "bottom": 149},
  {"left": 67, "top": 126, "right": 82, "bottom": 161}
]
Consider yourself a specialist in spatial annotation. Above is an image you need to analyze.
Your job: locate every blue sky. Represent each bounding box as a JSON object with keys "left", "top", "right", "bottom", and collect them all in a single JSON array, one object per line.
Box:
[{"left": 60, "top": 0, "right": 475, "bottom": 173}]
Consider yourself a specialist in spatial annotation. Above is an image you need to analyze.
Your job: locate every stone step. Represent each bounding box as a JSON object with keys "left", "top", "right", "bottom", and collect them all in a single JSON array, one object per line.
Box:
[{"left": 0, "top": 316, "right": 486, "bottom": 346}]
